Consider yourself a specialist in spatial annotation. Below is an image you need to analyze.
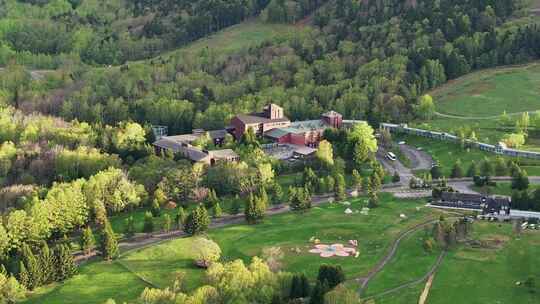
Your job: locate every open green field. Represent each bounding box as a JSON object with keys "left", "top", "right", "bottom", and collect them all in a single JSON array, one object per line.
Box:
[
  {"left": 432, "top": 63, "right": 540, "bottom": 117},
  {"left": 428, "top": 221, "right": 540, "bottom": 304},
  {"left": 414, "top": 62, "right": 540, "bottom": 150},
  {"left": 25, "top": 194, "right": 438, "bottom": 303},
  {"left": 471, "top": 182, "right": 540, "bottom": 196},
  {"left": 24, "top": 194, "right": 540, "bottom": 304},
  {"left": 395, "top": 134, "right": 540, "bottom": 177},
  {"left": 132, "top": 18, "right": 299, "bottom": 65}
]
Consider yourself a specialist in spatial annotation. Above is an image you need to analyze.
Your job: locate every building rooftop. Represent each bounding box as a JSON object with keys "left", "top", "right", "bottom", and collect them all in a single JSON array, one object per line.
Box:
[
  {"left": 234, "top": 113, "right": 290, "bottom": 125},
  {"left": 294, "top": 146, "right": 317, "bottom": 155},
  {"left": 289, "top": 119, "right": 328, "bottom": 131},
  {"left": 209, "top": 149, "right": 239, "bottom": 159}
]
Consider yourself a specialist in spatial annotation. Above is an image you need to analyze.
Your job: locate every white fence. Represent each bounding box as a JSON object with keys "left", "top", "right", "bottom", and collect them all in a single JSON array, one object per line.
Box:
[{"left": 381, "top": 123, "right": 540, "bottom": 160}]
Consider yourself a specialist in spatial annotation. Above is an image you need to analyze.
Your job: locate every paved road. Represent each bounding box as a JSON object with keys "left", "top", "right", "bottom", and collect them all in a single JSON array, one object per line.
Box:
[
  {"left": 75, "top": 194, "right": 335, "bottom": 263},
  {"left": 399, "top": 144, "right": 433, "bottom": 171}
]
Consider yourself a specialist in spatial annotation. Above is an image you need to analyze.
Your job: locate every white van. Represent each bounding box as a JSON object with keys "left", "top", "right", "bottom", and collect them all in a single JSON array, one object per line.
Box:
[{"left": 386, "top": 151, "right": 397, "bottom": 161}]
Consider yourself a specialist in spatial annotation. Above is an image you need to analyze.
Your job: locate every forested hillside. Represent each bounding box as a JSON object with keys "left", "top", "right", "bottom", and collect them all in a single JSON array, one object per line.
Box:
[
  {"left": 0, "top": 0, "right": 326, "bottom": 67},
  {"left": 5, "top": 0, "right": 539, "bottom": 134}
]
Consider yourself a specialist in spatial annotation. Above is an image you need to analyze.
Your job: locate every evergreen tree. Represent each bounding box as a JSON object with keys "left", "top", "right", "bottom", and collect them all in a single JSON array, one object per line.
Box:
[
  {"left": 480, "top": 158, "right": 494, "bottom": 176},
  {"left": 230, "top": 195, "right": 241, "bottom": 215},
  {"left": 184, "top": 204, "right": 210, "bottom": 235},
  {"left": 351, "top": 169, "right": 362, "bottom": 190},
  {"left": 212, "top": 202, "right": 223, "bottom": 218},
  {"left": 206, "top": 189, "right": 218, "bottom": 209},
  {"left": 309, "top": 279, "right": 329, "bottom": 304},
  {"left": 17, "top": 262, "right": 30, "bottom": 289},
  {"left": 80, "top": 226, "right": 96, "bottom": 254},
  {"left": 245, "top": 193, "right": 257, "bottom": 224},
  {"left": 151, "top": 198, "right": 161, "bottom": 217},
  {"left": 175, "top": 207, "right": 187, "bottom": 229},
  {"left": 466, "top": 161, "right": 478, "bottom": 177},
  {"left": 512, "top": 169, "right": 530, "bottom": 190},
  {"left": 163, "top": 214, "right": 172, "bottom": 232},
  {"left": 100, "top": 222, "right": 119, "bottom": 261},
  {"left": 143, "top": 211, "right": 154, "bottom": 233},
  {"left": 431, "top": 163, "right": 442, "bottom": 179},
  {"left": 334, "top": 173, "right": 346, "bottom": 201},
  {"left": 125, "top": 216, "right": 136, "bottom": 237},
  {"left": 271, "top": 182, "right": 284, "bottom": 205},
  {"left": 290, "top": 274, "right": 301, "bottom": 299},
  {"left": 450, "top": 159, "right": 464, "bottom": 178},
  {"left": 54, "top": 244, "right": 77, "bottom": 281},
  {"left": 317, "top": 264, "right": 345, "bottom": 289},
  {"left": 38, "top": 241, "right": 54, "bottom": 284},
  {"left": 299, "top": 273, "right": 310, "bottom": 298},
  {"left": 368, "top": 190, "right": 379, "bottom": 208},
  {"left": 20, "top": 244, "right": 39, "bottom": 289},
  {"left": 392, "top": 171, "right": 400, "bottom": 183}
]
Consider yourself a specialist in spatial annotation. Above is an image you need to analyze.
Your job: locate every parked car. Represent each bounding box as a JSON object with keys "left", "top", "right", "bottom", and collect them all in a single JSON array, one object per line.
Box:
[{"left": 386, "top": 151, "right": 397, "bottom": 161}]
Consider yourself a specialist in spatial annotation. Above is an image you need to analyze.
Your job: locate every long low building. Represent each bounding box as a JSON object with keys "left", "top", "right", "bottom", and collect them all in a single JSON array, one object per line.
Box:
[
  {"left": 381, "top": 123, "right": 540, "bottom": 159},
  {"left": 432, "top": 192, "right": 510, "bottom": 215},
  {"left": 153, "top": 131, "right": 239, "bottom": 165}
]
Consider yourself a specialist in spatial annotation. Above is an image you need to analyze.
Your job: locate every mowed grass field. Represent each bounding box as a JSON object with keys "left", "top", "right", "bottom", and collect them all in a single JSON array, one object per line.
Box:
[
  {"left": 23, "top": 195, "right": 540, "bottom": 304},
  {"left": 432, "top": 63, "right": 540, "bottom": 117},
  {"left": 415, "top": 62, "right": 540, "bottom": 150},
  {"left": 395, "top": 134, "right": 540, "bottom": 177},
  {"left": 24, "top": 195, "right": 438, "bottom": 303}
]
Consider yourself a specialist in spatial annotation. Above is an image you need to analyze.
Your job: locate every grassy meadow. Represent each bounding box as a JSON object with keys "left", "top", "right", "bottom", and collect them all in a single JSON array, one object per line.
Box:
[{"left": 414, "top": 62, "right": 540, "bottom": 150}]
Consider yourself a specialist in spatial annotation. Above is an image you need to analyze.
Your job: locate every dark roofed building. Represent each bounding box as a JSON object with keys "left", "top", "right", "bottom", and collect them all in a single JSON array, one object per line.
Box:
[{"left": 434, "top": 192, "right": 510, "bottom": 215}]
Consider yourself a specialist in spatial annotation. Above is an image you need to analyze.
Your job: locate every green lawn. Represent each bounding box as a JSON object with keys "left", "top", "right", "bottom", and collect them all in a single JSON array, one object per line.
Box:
[
  {"left": 25, "top": 194, "right": 437, "bottom": 304},
  {"left": 24, "top": 262, "right": 149, "bottom": 304},
  {"left": 428, "top": 221, "right": 540, "bottom": 304},
  {"left": 414, "top": 62, "right": 540, "bottom": 149},
  {"left": 471, "top": 182, "right": 540, "bottom": 196},
  {"left": 432, "top": 63, "right": 540, "bottom": 117},
  {"left": 395, "top": 134, "right": 540, "bottom": 177},
  {"left": 364, "top": 229, "right": 442, "bottom": 296}
]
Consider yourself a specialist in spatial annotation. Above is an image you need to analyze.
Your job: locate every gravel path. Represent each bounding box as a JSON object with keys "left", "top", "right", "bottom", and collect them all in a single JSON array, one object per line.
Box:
[{"left": 399, "top": 145, "right": 433, "bottom": 171}]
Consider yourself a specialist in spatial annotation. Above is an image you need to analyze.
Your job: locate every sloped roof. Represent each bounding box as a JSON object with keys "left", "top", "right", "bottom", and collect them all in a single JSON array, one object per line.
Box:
[
  {"left": 209, "top": 149, "right": 239, "bottom": 159},
  {"left": 294, "top": 146, "right": 317, "bottom": 155},
  {"left": 289, "top": 119, "right": 327, "bottom": 131},
  {"left": 234, "top": 114, "right": 290, "bottom": 125}
]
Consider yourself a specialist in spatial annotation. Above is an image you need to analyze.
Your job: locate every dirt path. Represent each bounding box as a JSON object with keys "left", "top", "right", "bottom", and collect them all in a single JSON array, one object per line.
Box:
[
  {"left": 364, "top": 251, "right": 446, "bottom": 300},
  {"left": 418, "top": 272, "right": 436, "bottom": 304},
  {"left": 434, "top": 110, "right": 537, "bottom": 120},
  {"left": 399, "top": 145, "right": 433, "bottom": 171},
  {"left": 357, "top": 219, "right": 440, "bottom": 295}
]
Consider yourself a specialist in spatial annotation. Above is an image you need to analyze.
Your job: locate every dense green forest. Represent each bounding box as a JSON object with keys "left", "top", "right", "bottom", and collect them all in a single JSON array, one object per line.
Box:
[
  {"left": 0, "top": 0, "right": 326, "bottom": 67},
  {"left": 3, "top": 0, "right": 539, "bottom": 136},
  {"left": 1, "top": 0, "right": 540, "bottom": 301}
]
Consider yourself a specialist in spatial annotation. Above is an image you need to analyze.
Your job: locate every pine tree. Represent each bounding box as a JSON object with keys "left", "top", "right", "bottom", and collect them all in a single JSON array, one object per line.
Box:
[
  {"left": 450, "top": 159, "right": 464, "bottom": 178},
  {"left": 245, "top": 193, "right": 258, "bottom": 224},
  {"left": 100, "top": 222, "right": 119, "bottom": 261},
  {"left": 54, "top": 244, "right": 77, "bottom": 281},
  {"left": 175, "top": 207, "right": 187, "bottom": 229},
  {"left": 206, "top": 189, "right": 218, "bottom": 209},
  {"left": 212, "top": 202, "right": 223, "bottom": 218},
  {"left": 299, "top": 273, "right": 310, "bottom": 297},
  {"left": 290, "top": 274, "right": 301, "bottom": 299},
  {"left": 80, "top": 226, "right": 96, "bottom": 255},
  {"left": 143, "top": 211, "right": 154, "bottom": 233},
  {"left": 466, "top": 161, "right": 478, "bottom": 177},
  {"left": 317, "top": 264, "right": 345, "bottom": 289},
  {"left": 151, "top": 198, "right": 161, "bottom": 217},
  {"left": 392, "top": 171, "right": 401, "bottom": 183},
  {"left": 163, "top": 214, "right": 172, "bottom": 232},
  {"left": 18, "top": 262, "right": 30, "bottom": 289},
  {"left": 125, "top": 216, "right": 136, "bottom": 237},
  {"left": 38, "top": 241, "right": 54, "bottom": 284},
  {"left": 184, "top": 204, "right": 210, "bottom": 235},
  {"left": 309, "top": 279, "right": 329, "bottom": 304},
  {"left": 351, "top": 169, "right": 362, "bottom": 190},
  {"left": 230, "top": 195, "right": 241, "bottom": 215},
  {"left": 334, "top": 173, "right": 346, "bottom": 201},
  {"left": 20, "top": 244, "right": 40, "bottom": 289}
]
